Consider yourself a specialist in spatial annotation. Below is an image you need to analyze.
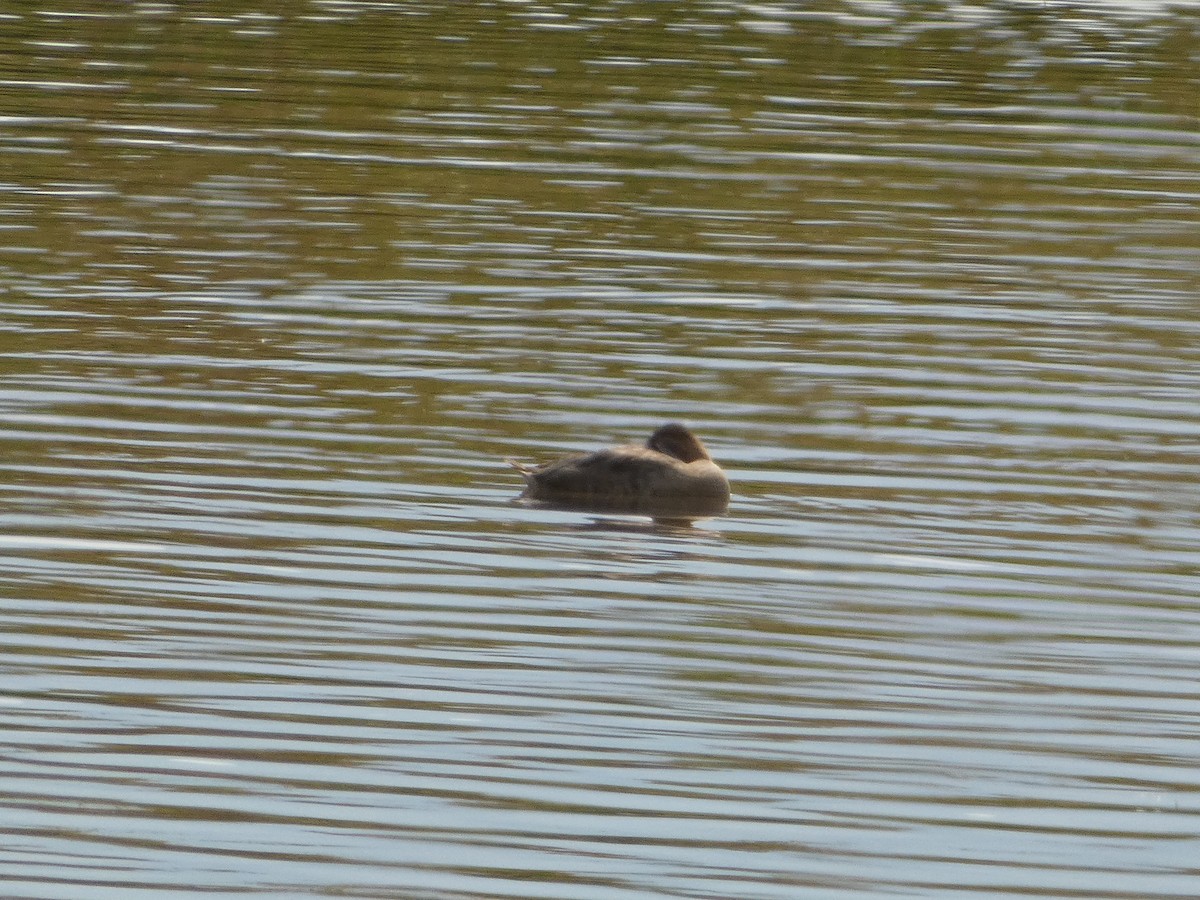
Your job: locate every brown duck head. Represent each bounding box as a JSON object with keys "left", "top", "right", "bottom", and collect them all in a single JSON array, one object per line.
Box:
[{"left": 645, "top": 423, "right": 712, "bottom": 463}]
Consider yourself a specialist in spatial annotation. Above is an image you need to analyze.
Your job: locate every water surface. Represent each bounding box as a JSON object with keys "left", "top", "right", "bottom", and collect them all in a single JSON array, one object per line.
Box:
[{"left": 2, "top": 2, "right": 1199, "bottom": 898}]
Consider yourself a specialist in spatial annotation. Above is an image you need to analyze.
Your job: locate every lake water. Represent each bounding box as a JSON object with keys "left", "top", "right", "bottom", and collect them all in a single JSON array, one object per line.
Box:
[{"left": 2, "top": 2, "right": 1198, "bottom": 898}]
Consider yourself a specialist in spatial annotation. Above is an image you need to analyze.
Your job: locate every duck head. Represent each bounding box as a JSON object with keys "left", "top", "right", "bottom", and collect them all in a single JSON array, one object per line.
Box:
[{"left": 646, "top": 423, "right": 712, "bottom": 463}]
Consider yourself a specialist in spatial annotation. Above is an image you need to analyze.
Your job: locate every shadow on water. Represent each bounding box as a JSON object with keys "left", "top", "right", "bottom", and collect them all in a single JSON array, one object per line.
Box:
[{"left": 514, "top": 493, "right": 731, "bottom": 531}]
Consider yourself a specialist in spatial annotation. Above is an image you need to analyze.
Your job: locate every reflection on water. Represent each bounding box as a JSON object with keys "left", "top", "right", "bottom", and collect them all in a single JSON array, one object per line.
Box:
[
  {"left": 2, "top": 1, "right": 1199, "bottom": 897},
  {"left": 517, "top": 494, "right": 731, "bottom": 529}
]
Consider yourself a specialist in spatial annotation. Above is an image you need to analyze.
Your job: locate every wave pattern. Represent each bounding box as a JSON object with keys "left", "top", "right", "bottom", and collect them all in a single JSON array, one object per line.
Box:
[{"left": 1, "top": 2, "right": 1198, "bottom": 897}]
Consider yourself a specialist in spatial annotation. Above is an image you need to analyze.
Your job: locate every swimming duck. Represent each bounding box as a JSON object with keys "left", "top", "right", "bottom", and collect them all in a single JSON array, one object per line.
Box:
[{"left": 509, "top": 423, "right": 730, "bottom": 508}]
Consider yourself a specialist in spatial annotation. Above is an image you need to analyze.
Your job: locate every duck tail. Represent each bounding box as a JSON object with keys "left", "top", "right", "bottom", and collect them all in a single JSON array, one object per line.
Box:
[{"left": 505, "top": 458, "right": 536, "bottom": 481}]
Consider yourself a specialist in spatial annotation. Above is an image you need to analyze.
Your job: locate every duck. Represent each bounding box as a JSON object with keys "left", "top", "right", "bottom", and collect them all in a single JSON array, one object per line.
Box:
[{"left": 508, "top": 423, "right": 729, "bottom": 509}]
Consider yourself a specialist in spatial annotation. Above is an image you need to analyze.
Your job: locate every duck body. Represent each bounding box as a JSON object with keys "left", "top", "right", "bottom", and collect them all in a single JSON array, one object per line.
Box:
[{"left": 509, "top": 424, "right": 729, "bottom": 510}]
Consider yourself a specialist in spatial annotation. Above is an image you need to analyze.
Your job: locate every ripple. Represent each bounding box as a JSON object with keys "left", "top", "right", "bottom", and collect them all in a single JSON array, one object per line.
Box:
[{"left": 2, "top": 2, "right": 1198, "bottom": 897}]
